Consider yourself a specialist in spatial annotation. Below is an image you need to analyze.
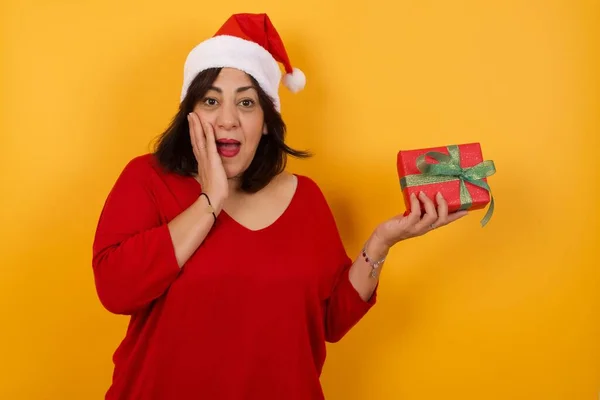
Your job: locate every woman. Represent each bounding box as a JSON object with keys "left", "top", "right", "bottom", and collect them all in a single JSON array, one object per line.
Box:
[{"left": 92, "top": 13, "right": 467, "bottom": 400}]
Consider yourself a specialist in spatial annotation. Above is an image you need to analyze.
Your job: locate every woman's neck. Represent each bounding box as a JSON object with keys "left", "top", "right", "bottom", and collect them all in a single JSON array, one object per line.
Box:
[{"left": 227, "top": 176, "right": 242, "bottom": 194}]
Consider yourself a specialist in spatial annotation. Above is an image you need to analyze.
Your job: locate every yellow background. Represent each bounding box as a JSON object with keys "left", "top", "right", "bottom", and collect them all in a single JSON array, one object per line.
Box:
[{"left": 1, "top": 0, "right": 598, "bottom": 399}]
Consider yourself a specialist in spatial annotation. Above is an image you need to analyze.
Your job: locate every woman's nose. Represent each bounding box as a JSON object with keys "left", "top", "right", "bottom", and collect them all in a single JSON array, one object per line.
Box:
[{"left": 216, "top": 103, "right": 239, "bottom": 130}]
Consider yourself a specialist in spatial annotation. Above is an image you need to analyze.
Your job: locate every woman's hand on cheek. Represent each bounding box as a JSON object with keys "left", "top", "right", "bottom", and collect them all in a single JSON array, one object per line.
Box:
[{"left": 188, "top": 112, "right": 228, "bottom": 212}]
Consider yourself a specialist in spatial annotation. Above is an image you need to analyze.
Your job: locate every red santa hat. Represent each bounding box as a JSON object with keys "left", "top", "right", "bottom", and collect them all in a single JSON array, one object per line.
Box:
[{"left": 180, "top": 13, "right": 306, "bottom": 112}]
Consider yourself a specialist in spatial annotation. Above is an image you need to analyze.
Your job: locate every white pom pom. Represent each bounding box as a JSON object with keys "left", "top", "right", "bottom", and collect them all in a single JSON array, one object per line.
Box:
[{"left": 283, "top": 67, "right": 306, "bottom": 93}]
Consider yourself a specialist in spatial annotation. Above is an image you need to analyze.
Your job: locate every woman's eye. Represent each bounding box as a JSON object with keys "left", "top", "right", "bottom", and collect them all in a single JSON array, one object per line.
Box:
[
  {"left": 240, "top": 99, "right": 254, "bottom": 107},
  {"left": 203, "top": 98, "right": 218, "bottom": 106}
]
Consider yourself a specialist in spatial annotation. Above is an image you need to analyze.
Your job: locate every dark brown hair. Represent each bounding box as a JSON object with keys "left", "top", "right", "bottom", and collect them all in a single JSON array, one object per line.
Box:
[{"left": 152, "top": 68, "right": 311, "bottom": 193}]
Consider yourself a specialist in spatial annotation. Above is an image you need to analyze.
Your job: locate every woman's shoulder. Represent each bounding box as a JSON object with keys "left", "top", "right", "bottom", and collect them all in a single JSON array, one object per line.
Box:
[
  {"left": 109, "top": 153, "right": 177, "bottom": 191},
  {"left": 288, "top": 172, "right": 316, "bottom": 192},
  {"left": 116, "top": 153, "right": 173, "bottom": 181},
  {"left": 293, "top": 173, "right": 331, "bottom": 207},
  {"left": 291, "top": 173, "right": 341, "bottom": 231},
  {"left": 120, "top": 153, "right": 161, "bottom": 174}
]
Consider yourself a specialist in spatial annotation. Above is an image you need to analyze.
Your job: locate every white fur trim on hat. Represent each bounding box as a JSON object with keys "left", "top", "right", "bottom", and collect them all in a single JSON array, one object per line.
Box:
[{"left": 180, "top": 35, "right": 283, "bottom": 111}]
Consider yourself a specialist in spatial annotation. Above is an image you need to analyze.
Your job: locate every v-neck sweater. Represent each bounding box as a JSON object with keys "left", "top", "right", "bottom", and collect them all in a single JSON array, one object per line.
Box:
[{"left": 92, "top": 154, "right": 377, "bottom": 400}]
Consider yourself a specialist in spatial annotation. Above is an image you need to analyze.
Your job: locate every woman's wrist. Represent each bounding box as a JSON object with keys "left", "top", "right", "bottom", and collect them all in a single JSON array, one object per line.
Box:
[
  {"left": 365, "top": 232, "right": 390, "bottom": 262},
  {"left": 198, "top": 191, "right": 224, "bottom": 215},
  {"left": 194, "top": 192, "right": 221, "bottom": 224}
]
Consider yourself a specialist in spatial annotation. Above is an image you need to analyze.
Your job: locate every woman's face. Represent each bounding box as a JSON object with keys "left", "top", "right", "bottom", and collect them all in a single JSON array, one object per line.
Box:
[{"left": 192, "top": 67, "right": 266, "bottom": 180}]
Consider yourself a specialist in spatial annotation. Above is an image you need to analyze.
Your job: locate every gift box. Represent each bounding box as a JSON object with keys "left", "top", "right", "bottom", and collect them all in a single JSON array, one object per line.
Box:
[{"left": 397, "top": 143, "right": 496, "bottom": 227}]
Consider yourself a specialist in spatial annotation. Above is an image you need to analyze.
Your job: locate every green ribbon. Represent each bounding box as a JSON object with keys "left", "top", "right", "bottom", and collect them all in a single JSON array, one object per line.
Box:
[{"left": 399, "top": 145, "right": 496, "bottom": 227}]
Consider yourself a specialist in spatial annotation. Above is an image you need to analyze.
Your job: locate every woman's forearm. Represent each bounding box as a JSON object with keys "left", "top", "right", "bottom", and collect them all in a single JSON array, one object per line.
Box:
[
  {"left": 168, "top": 194, "right": 220, "bottom": 268},
  {"left": 348, "top": 234, "right": 390, "bottom": 301}
]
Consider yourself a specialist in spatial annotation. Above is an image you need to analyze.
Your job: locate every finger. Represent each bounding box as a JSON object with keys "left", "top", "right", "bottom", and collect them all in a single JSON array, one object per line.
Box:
[
  {"left": 188, "top": 113, "right": 203, "bottom": 164},
  {"left": 415, "top": 191, "right": 437, "bottom": 231},
  {"left": 187, "top": 113, "right": 197, "bottom": 156},
  {"left": 434, "top": 192, "right": 449, "bottom": 227},
  {"left": 446, "top": 210, "right": 468, "bottom": 224},
  {"left": 202, "top": 121, "right": 219, "bottom": 157},
  {"left": 190, "top": 112, "right": 207, "bottom": 153},
  {"left": 407, "top": 192, "right": 421, "bottom": 225}
]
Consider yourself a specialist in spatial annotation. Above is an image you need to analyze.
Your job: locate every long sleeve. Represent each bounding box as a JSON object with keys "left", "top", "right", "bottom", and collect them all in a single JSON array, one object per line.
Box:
[
  {"left": 324, "top": 259, "right": 377, "bottom": 343},
  {"left": 92, "top": 156, "right": 181, "bottom": 315},
  {"left": 306, "top": 179, "right": 377, "bottom": 343}
]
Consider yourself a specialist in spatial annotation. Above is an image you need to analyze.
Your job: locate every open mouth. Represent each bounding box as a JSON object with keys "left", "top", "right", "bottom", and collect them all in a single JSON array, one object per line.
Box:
[{"left": 216, "top": 139, "right": 241, "bottom": 157}]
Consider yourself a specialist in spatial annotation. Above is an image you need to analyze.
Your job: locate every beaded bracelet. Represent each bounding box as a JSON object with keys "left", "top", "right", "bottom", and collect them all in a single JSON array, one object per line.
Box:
[{"left": 361, "top": 245, "right": 386, "bottom": 278}]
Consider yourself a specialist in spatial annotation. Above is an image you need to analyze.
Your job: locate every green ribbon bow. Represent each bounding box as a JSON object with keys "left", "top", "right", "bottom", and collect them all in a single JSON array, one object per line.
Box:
[{"left": 399, "top": 145, "right": 496, "bottom": 227}]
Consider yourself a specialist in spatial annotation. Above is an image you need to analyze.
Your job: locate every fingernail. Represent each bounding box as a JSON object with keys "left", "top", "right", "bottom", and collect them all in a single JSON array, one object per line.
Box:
[
  {"left": 419, "top": 191, "right": 425, "bottom": 197},
  {"left": 436, "top": 192, "right": 442, "bottom": 200},
  {"left": 411, "top": 192, "right": 417, "bottom": 199}
]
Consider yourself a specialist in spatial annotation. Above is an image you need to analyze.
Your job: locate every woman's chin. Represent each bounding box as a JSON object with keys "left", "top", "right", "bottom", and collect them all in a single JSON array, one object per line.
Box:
[{"left": 223, "top": 165, "right": 245, "bottom": 181}]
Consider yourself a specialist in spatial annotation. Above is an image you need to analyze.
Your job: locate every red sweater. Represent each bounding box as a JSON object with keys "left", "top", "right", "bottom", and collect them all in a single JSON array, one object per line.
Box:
[{"left": 92, "top": 154, "right": 377, "bottom": 400}]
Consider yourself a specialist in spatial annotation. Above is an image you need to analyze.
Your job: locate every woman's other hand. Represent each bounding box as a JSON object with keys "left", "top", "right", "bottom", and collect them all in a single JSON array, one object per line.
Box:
[{"left": 372, "top": 191, "right": 468, "bottom": 251}]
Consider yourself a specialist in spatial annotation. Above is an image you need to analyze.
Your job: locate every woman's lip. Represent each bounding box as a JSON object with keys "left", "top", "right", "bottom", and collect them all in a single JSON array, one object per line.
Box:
[{"left": 216, "top": 139, "right": 240, "bottom": 144}]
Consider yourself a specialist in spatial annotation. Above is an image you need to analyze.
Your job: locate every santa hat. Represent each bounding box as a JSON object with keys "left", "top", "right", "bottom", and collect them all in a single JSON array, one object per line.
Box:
[{"left": 180, "top": 13, "right": 305, "bottom": 112}]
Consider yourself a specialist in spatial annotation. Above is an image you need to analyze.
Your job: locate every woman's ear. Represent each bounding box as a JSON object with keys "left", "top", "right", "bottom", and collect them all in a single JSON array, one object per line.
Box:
[{"left": 262, "top": 124, "right": 268, "bottom": 135}]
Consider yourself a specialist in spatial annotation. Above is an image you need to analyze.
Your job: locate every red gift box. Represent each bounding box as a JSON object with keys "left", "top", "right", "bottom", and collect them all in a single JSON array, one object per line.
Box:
[{"left": 397, "top": 143, "right": 496, "bottom": 226}]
